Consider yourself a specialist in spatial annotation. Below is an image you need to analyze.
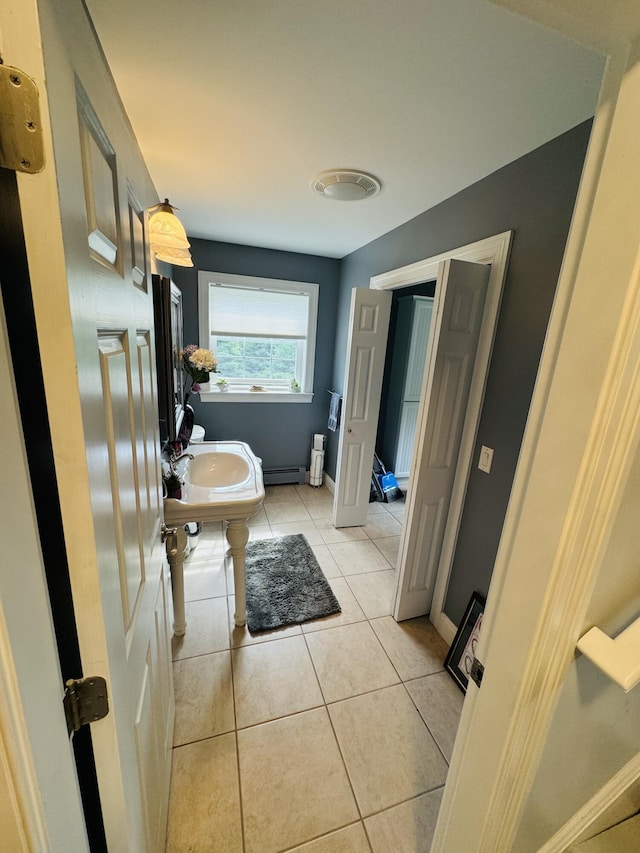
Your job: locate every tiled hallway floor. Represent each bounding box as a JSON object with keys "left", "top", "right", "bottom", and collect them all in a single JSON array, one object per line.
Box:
[{"left": 165, "top": 484, "right": 464, "bottom": 853}]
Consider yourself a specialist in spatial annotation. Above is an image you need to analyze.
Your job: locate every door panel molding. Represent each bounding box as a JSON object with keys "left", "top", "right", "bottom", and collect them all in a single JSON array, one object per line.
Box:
[
  {"left": 350, "top": 347, "right": 374, "bottom": 421},
  {"left": 99, "top": 332, "right": 145, "bottom": 633},
  {"left": 429, "top": 352, "right": 469, "bottom": 468},
  {"left": 77, "top": 83, "right": 121, "bottom": 271}
]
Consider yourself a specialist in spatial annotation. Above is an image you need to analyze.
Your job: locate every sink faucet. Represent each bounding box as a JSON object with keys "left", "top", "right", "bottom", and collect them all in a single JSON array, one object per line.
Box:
[{"left": 169, "top": 452, "right": 194, "bottom": 475}]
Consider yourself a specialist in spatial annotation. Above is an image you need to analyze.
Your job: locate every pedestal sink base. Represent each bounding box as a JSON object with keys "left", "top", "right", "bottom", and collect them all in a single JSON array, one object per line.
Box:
[
  {"left": 163, "top": 441, "right": 264, "bottom": 637},
  {"left": 164, "top": 526, "right": 188, "bottom": 636},
  {"left": 164, "top": 520, "right": 252, "bottom": 635},
  {"left": 226, "top": 520, "right": 249, "bottom": 627}
]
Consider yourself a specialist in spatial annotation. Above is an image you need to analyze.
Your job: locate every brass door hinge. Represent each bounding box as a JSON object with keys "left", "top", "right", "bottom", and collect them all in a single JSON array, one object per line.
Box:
[
  {"left": 0, "top": 62, "right": 45, "bottom": 173},
  {"left": 63, "top": 676, "right": 109, "bottom": 736}
]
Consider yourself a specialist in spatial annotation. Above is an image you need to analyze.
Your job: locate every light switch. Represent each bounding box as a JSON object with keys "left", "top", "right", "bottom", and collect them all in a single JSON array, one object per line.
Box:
[{"left": 478, "top": 445, "right": 494, "bottom": 474}]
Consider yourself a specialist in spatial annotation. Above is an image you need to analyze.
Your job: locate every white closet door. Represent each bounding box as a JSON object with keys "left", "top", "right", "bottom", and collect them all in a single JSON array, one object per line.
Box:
[
  {"left": 333, "top": 288, "right": 392, "bottom": 527},
  {"left": 394, "top": 259, "right": 490, "bottom": 620}
]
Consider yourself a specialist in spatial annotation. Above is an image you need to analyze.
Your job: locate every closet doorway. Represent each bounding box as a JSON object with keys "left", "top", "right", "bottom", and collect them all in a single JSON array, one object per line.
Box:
[
  {"left": 333, "top": 231, "right": 512, "bottom": 635},
  {"left": 378, "top": 284, "right": 435, "bottom": 495}
]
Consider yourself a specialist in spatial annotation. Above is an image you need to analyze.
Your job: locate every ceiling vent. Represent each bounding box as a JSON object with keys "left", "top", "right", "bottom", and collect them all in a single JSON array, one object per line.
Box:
[{"left": 311, "top": 169, "right": 381, "bottom": 202}]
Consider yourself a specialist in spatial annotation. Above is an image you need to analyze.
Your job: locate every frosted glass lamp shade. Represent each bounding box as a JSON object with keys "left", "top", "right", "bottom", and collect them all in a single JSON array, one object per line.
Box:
[
  {"left": 148, "top": 199, "right": 190, "bottom": 249},
  {"left": 152, "top": 244, "right": 194, "bottom": 267}
]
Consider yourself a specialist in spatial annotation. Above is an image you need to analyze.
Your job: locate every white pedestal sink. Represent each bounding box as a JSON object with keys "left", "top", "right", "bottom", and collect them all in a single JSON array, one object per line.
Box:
[{"left": 163, "top": 441, "right": 264, "bottom": 635}]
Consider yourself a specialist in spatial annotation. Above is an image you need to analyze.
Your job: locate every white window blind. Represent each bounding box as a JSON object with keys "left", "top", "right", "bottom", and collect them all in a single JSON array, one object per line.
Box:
[
  {"left": 209, "top": 283, "right": 309, "bottom": 339},
  {"left": 198, "top": 271, "right": 319, "bottom": 401}
]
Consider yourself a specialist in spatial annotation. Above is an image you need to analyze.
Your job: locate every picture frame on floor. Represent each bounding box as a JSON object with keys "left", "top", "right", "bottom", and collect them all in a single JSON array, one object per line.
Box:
[{"left": 444, "top": 591, "right": 486, "bottom": 692}]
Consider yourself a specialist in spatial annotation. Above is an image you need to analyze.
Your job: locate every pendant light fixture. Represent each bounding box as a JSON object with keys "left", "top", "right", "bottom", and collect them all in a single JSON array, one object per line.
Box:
[{"left": 149, "top": 198, "right": 193, "bottom": 267}]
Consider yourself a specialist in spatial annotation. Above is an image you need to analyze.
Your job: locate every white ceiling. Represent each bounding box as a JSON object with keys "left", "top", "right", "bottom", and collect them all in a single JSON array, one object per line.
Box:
[{"left": 86, "top": 0, "right": 605, "bottom": 259}]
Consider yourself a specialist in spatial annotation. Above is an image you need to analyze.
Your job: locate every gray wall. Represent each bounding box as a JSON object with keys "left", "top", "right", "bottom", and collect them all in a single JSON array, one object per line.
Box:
[
  {"left": 172, "top": 238, "right": 340, "bottom": 470},
  {"left": 329, "top": 120, "right": 592, "bottom": 625}
]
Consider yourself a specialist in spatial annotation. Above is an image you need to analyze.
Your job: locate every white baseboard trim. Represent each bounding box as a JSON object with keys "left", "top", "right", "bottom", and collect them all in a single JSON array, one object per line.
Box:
[
  {"left": 431, "top": 609, "right": 457, "bottom": 646},
  {"left": 323, "top": 473, "right": 335, "bottom": 494}
]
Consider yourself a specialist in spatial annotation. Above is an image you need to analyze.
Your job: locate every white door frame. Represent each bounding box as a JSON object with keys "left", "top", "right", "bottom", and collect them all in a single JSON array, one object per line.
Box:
[
  {"left": 371, "top": 231, "right": 512, "bottom": 639},
  {"left": 432, "top": 21, "right": 639, "bottom": 852}
]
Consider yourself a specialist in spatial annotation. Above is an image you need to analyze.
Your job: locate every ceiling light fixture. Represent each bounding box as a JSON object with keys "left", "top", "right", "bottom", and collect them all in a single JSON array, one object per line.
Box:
[
  {"left": 311, "top": 170, "right": 381, "bottom": 202},
  {"left": 149, "top": 198, "right": 193, "bottom": 267}
]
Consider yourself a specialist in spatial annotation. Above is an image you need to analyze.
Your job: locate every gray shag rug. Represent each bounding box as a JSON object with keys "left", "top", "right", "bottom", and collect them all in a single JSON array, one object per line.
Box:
[{"left": 245, "top": 534, "right": 341, "bottom": 633}]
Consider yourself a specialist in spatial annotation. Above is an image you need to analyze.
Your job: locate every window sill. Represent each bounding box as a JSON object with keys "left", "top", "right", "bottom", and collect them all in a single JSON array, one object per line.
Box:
[{"left": 199, "top": 390, "right": 313, "bottom": 404}]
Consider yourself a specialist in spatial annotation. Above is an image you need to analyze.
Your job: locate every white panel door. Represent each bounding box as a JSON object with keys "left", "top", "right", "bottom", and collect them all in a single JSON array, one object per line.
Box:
[
  {"left": 10, "top": 1, "right": 174, "bottom": 849},
  {"left": 333, "top": 288, "right": 392, "bottom": 527},
  {"left": 394, "top": 259, "right": 490, "bottom": 620}
]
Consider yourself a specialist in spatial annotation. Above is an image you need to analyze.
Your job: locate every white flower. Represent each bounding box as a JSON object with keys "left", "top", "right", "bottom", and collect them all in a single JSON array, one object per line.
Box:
[{"left": 189, "top": 348, "right": 217, "bottom": 371}]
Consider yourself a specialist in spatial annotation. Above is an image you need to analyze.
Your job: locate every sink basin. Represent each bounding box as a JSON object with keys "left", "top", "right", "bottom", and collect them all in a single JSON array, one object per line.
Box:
[
  {"left": 164, "top": 440, "right": 264, "bottom": 526},
  {"left": 188, "top": 451, "right": 251, "bottom": 489}
]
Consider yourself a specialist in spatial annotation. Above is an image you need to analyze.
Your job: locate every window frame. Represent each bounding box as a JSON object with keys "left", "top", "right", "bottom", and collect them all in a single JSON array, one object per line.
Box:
[{"left": 197, "top": 270, "right": 318, "bottom": 403}]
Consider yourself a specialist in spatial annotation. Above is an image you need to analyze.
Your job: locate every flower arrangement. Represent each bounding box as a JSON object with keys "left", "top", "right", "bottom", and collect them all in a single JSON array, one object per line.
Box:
[
  {"left": 182, "top": 344, "right": 217, "bottom": 402},
  {"left": 290, "top": 378, "right": 301, "bottom": 392},
  {"left": 216, "top": 377, "right": 229, "bottom": 391}
]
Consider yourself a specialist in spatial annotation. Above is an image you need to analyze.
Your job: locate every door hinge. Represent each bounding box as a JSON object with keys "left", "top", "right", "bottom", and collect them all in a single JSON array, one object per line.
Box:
[
  {"left": 63, "top": 676, "right": 109, "bottom": 736},
  {"left": 0, "top": 63, "right": 45, "bottom": 174},
  {"left": 470, "top": 657, "right": 484, "bottom": 689}
]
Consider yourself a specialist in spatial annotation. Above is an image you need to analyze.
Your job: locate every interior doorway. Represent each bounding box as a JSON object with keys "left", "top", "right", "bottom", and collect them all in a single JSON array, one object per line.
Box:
[
  {"left": 333, "top": 231, "right": 513, "bottom": 639},
  {"left": 377, "top": 281, "right": 436, "bottom": 497}
]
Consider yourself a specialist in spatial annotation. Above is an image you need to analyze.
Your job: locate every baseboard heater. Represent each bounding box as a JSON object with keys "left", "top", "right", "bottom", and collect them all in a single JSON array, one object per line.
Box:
[{"left": 262, "top": 466, "right": 306, "bottom": 486}]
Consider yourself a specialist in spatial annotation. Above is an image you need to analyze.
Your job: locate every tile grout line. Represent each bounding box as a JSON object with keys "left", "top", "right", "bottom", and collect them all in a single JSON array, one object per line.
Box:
[
  {"left": 299, "top": 557, "right": 375, "bottom": 847},
  {"left": 402, "top": 670, "right": 458, "bottom": 763},
  {"left": 360, "top": 784, "right": 447, "bottom": 822},
  {"left": 399, "top": 678, "right": 451, "bottom": 768},
  {"left": 276, "top": 820, "right": 372, "bottom": 853},
  {"left": 229, "top": 634, "right": 247, "bottom": 853},
  {"left": 231, "top": 513, "right": 279, "bottom": 853},
  {"left": 299, "top": 576, "right": 410, "bottom": 850}
]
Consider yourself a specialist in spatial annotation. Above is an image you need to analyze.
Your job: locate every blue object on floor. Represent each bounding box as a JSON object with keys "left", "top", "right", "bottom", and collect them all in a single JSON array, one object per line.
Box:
[
  {"left": 379, "top": 471, "right": 399, "bottom": 493},
  {"left": 372, "top": 452, "right": 403, "bottom": 502}
]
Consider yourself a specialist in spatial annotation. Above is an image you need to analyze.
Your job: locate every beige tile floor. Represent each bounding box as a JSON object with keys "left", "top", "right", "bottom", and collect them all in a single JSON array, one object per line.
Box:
[{"left": 165, "top": 484, "right": 464, "bottom": 853}]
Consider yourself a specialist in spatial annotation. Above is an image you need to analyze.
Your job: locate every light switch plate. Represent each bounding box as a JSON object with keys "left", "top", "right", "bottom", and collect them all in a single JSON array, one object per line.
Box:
[{"left": 479, "top": 445, "right": 494, "bottom": 473}]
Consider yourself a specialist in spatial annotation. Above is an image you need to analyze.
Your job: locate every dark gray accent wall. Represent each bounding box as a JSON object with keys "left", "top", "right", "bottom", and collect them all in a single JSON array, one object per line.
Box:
[
  {"left": 172, "top": 238, "right": 340, "bottom": 470},
  {"left": 328, "top": 120, "right": 592, "bottom": 625}
]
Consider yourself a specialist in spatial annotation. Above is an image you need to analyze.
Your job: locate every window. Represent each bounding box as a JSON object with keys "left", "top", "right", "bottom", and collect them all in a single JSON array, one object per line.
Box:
[{"left": 198, "top": 271, "right": 318, "bottom": 402}]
